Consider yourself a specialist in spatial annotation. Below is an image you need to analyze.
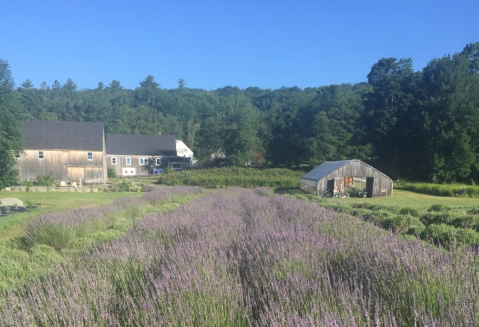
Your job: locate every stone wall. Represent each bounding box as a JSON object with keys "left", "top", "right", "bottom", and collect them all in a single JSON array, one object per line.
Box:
[{"left": 2, "top": 186, "right": 100, "bottom": 193}]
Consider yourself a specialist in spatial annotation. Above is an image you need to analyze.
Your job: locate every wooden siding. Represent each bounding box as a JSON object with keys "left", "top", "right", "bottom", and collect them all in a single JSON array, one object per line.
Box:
[
  {"left": 300, "top": 160, "right": 393, "bottom": 197},
  {"left": 107, "top": 155, "right": 166, "bottom": 176},
  {"left": 17, "top": 149, "right": 106, "bottom": 184}
]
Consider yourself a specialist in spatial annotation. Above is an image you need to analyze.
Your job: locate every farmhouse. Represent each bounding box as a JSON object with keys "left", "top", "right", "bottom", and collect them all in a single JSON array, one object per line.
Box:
[
  {"left": 17, "top": 120, "right": 107, "bottom": 184},
  {"left": 300, "top": 159, "right": 393, "bottom": 198},
  {"left": 106, "top": 134, "right": 183, "bottom": 177}
]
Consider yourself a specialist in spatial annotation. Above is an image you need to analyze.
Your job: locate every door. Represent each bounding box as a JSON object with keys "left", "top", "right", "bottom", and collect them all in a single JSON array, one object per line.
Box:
[
  {"left": 67, "top": 167, "right": 84, "bottom": 184},
  {"left": 327, "top": 180, "right": 334, "bottom": 197},
  {"left": 366, "top": 177, "right": 374, "bottom": 198}
]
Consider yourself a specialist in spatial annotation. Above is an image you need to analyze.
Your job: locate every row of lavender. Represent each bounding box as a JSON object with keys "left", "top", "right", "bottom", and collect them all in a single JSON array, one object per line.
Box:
[
  {"left": 23, "top": 186, "right": 204, "bottom": 250},
  {"left": 2, "top": 187, "right": 479, "bottom": 326},
  {"left": 0, "top": 186, "right": 203, "bottom": 292}
]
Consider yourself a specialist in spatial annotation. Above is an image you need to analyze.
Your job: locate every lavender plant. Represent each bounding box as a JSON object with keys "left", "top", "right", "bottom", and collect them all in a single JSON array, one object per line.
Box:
[{"left": 2, "top": 188, "right": 479, "bottom": 326}]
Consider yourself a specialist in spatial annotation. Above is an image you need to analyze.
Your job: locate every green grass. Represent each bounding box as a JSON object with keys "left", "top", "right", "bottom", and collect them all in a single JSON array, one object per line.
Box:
[
  {"left": 0, "top": 191, "right": 143, "bottom": 241},
  {"left": 326, "top": 190, "right": 479, "bottom": 208}
]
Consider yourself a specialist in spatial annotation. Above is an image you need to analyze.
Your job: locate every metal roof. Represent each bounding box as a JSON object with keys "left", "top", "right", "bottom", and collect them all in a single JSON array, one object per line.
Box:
[
  {"left": 301, "top": 160, "right": 353, "bottom": 181},
  {"left": 106, "top": 134, "right": 177, "bottom": 156},
  {"left": 22, "top": 120, "right": 104, "bottom": 151}
]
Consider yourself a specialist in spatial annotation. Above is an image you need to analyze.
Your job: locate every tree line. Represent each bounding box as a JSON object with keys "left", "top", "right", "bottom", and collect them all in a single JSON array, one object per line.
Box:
[{"left": 0, "top": 42, "right": 478, "bottom": 188}]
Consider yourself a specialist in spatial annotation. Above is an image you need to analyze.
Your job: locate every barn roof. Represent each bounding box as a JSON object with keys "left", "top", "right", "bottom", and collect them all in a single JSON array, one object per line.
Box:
[
  {"left": 106, "top": 134, "right": 177, "bottom": 156},
  {"left": 22, "top": 120, "right": 104, "bottom": 151},
  {"left": 301, "top": 160, "right": 353, "bottom": 181}
]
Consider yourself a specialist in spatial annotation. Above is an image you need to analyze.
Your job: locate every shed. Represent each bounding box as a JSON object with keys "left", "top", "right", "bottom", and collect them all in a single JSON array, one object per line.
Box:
[{"left": 300, "top": 160, "right": 393, "bottom": 197}]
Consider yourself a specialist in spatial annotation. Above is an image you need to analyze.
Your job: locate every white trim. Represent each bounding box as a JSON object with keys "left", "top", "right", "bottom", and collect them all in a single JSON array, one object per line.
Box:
[
  {"left": 111, "top": 157, "right": 117, "bottom": 165},
  {"left": 87, "top": 152, "right": 93, "bottom": 160},
  {"left": 126, "top": 157, "right": 131, "bottom": 165},
  {"left": 38, "top": 151, "right": 44, "bottom": 159}
]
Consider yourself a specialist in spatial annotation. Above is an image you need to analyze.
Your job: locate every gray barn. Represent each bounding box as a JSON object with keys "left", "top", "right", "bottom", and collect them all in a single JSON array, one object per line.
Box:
[
  {"left": 17, "top": 120, "right": 107, "bottom": 184},
  {"left": 300, "top": 160, "right": 393, "bottom": 198}
]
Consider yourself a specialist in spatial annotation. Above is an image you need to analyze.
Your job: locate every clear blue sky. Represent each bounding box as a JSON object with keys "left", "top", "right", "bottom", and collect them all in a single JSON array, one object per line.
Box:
[{"left": 2, "top": 0, "right": 478, "bottom": 91}]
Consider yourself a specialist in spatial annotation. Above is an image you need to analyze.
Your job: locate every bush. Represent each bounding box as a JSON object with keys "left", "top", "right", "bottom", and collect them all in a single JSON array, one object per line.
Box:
[
  {"left": 421, "top": 224, "right": 457, "bottom": 247},
  {"left": 157, "top": 167, "right": 303, "bottom": 188},
  {"left": 396, "top": 182, "right": 479, "bottom": 197},
  {"left": 399, "top": 206, "right": 421, "bottom": 217},
  {"left": 383, "top": 215, "right": 424, "bottom": 234},
  {"left": 451, "top": 215, "right": 479, "bottom": 230},
  {"left": 22, "top": 173, "right": 55, "bottom": 187},
  {"left": 107, "top": 167, "right": 117, "bottom": 179}
]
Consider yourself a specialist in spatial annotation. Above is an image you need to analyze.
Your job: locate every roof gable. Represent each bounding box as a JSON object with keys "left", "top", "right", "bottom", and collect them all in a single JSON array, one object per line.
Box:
[
  {"left": 22, "top": 120, "right": 104, "bottom": 151},
  {"left": 106, "top": 134, "right": 177, "bottom": 156}
]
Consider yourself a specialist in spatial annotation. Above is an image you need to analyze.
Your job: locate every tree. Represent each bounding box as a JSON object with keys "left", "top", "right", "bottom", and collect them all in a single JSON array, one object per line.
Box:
[
  {"left": 63, "top": 78, "right": 78, "bottom": 92},
  {"left": 362, "top": 58, "right": 420, "bottom": 178},
  {"left": 20, "top": 79, "right": 33, "bottom": 89},
  {"left": 135, "top": 75, "right": 160, "bottom": 105},
  {"left": 177, "top": 78, "right": 186, "bottom": 89},
  {"left": 417, "top": 43, "right": 479, "bottom": 182},
  {"left": 0, "top": 59, "right": 24, "bottom": 188},
  {"left": 107, "top": 80, "right": 123, "bottom": 90}
]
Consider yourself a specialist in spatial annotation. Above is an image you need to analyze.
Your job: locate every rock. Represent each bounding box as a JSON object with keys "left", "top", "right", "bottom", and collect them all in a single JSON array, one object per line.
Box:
[
  {"left": 0, "top": 198, "right": 25, "bottom": 207},
  {"left": 3, "top": 187, "right": 12, "bottom": 192}
]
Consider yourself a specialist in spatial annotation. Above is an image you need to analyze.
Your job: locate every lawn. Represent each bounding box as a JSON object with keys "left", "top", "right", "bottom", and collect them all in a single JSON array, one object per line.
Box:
[
  {"left": 277, "top": 188, "right": 479, "bottom": 208},
  {"left": 0, "top": 191, "right": 143, "bottom": 240},
  {"left": 326, "top": 189, "right": 479, "bottom": 208}
]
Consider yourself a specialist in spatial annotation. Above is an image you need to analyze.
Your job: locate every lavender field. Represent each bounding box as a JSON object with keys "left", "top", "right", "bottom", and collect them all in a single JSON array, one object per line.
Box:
[{"left": 1, "top": 187, "right": 479, "bottom": 326}]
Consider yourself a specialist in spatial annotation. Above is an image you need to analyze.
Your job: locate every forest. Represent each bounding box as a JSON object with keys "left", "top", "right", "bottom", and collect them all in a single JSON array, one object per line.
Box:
[{"left": 1, "top": 42, "right": 478, "bottom": 186}]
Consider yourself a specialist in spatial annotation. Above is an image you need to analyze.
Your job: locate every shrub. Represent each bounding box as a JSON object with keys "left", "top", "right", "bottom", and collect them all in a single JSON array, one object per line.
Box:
[
  {"left": 157, "top": 167, "right": 303, "bottom": 188},
  {"left": 451, "top": 215, "right": 479, "bottom": 229},
  {"left": 383, "top": 215, "right": 424, "bottom": 234},
  {"left": 428, "top": 204, "right": 452, "bottom": 212},
  {"left": 421, "top": 212, "right": 454, "bottom": 225},
  {"left": 107, "top": 167, "right": 117, "bottom": 179},
  {"left": 399, "top": 206, "right": 420, "bottom": 217},
  {"left": 421, "top": 224, "right": 457, "bottom": 247}
]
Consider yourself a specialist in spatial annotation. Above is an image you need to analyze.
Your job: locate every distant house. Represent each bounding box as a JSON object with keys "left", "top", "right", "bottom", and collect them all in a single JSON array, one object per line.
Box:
[
  {"left": 17, "top": 120, "right": 107, "bottom": 184},
  {"left": 172, "top": 140, "right": 194, "bottom": 170},
  {"left": 106, "top": 134, "right": 181, "bottom": 177},
  {"left": 301, "top": 160, "right": 393, "bottom": 197}
]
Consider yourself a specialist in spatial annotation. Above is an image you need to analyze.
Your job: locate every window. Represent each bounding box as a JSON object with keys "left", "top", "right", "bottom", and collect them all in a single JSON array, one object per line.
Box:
[
  {"left": 111, "top": 157, "right": 117, "bottom": 165},
  {"left": 14, "top": 151, "right": 21, "bottom": 159},
  {"left": 155, "top": 158, "right": 161, "bottom": 166},
  {"left": 139, "top": 158, "right": 149, "bottom": 165},
  {"left": 87, "top": 152, "right": 93, "bottom": 160},
  {"left": 38, "top": 151, "right": 44, "bottom": 159},
  {"left": 126, "top": 157, "right": 131, "bottom": 165}
]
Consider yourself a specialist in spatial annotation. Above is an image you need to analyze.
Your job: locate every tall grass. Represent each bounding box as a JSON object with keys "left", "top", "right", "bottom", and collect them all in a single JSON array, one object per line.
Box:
[
  {"left": 2, "top": 188, "right": 479, "bottom": 325},
  {"left": 396, "top": 182, "right": 479, "bottom": 197},
  {"left": 157, "top": 167, "right": 304, "bottom": 188}
]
